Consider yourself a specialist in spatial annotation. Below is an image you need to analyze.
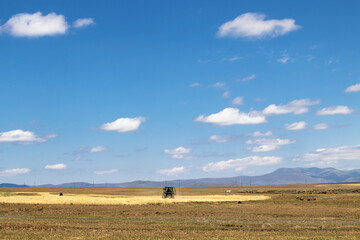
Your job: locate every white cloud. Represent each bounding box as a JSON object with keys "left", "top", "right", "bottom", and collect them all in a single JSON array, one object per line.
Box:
[
  {"left": 45, "top": 163, "right": 67, "bottom": 170},
  {"left": 316, "top": 106, "right": 354, "bottom": 115},
  {"left": 277, "top": 55, "right": 291, "bottom": 64},
  {"left": 246, "top": 138, "right": 295, "bottom": 152},
  {"left": 94, "top": 169, "right": 118, "bottom": 175},
  {"left": 285, "top": 121, "right": 307, "bottom": 131},
  {"left": 209, "top": 135, "right": 231, "bottom": 143},
  {"left": 190, "top": 82, "right": 200, "bottom": 87},
  {"left": 212, "top": 82, "right": 226, "bottom": 89},
  {"left": 171, "top": 154, "right": 185, "bottom": 159},
  {"left": 263, "top": 99, "right": 320, "bottom": 115},
  {"left": 241, "top": 74, "right": 256, "bottom": 82},
  {"left": 73, "top": 18, "right": 94, "bottom": 28},
  {"left": 157, "top": 166, "right": 186, "bottom": 176},
  {"left": 195, "top": 108, "right": 266, "bottom": 126},
  {"left": 223, "top": 91, "right": 231, "bottom": 98},
  {"left": 249, "top": 130, "right": 272, "bottom": 137},
  {"left": 0, "top": 129, "right": 55, "bottom": 144},
  {"left": 221, "top": 56, "right": 241, "bottom": 62},
  {"left": 0, "top": 168, "right": 30, "bottom": 177},
  {"left": 345, "top": 83, "right": 360, "bottom": 93},
  {"left": 217, "top": 13, "right": 300, "bottom": 39},
  {"left": 203, "top": 156, "right": 282, "bottom": 172},
  {"left": 231, "top": 97, "right": 243, "bottom": 105},
  {"left": 313, "top": 123, "right": 329, "bottom": 130},
  {"left": 164, "top": 146, "right": 191, "bottom": 155},
  {"left": 294, "top": 145, "right": 360, "bottom": 163},
  {"left": 250, "top": 145, "right": 279, "bottom": 152},
  {"left": 90, "top": 146, "right": 106, "bottom": 153},
  {"left": 1, "top": 12, "right": 68, "bottom": 37},
  {"left": 100, "top": 117, "right": 146, "bottom": 133},
  {"left": 246, "top": 138, "right": 295, "bottom": 146}
]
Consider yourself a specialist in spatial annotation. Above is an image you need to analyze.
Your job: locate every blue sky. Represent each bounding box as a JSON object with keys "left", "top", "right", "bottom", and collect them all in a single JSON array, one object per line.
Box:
[{"left": 1, "top": 0, "right": 360, "bottom": 184}]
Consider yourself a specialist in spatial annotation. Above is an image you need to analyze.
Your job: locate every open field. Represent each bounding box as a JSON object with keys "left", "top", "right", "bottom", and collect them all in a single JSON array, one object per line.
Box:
[{"left": 0, "top": 183, "right": 360, "bottom": 239}]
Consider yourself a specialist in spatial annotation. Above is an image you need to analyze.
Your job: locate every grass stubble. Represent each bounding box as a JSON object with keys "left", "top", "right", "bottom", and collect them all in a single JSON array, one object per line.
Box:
[{"left": 0, "top": 184, "right": 359, "bottom": 239}]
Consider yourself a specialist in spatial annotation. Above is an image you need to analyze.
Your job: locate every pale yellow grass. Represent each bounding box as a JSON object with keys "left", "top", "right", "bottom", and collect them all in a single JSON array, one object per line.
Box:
[{"left": 0, "top": 192, "right": 270, "bottom": 205}]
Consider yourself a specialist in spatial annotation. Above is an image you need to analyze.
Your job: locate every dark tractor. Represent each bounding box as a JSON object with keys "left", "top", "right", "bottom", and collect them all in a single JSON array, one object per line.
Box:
[{"left": 162, "top": 186, "right": 176, "bottom": 199}]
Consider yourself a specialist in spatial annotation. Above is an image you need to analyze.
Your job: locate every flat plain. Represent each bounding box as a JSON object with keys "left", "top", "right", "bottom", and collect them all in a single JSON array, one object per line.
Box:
[{"left": 0, "top": 183, "right": 360, "bottom": 239}]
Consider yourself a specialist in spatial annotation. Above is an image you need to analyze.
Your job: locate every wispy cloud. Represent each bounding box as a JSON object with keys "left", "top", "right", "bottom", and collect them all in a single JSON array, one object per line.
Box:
[
  {"left": 240, "top": 74, "right": 256, "bottom": 82},
  {"left": 203, "top": 156, "right": 282, "bottom": 172},
  {"left": 164, "top": 146, "right": 191, "bottom": 155},
  {"left": 248, "top": 130, "right": 272, "bottom": 137},
  {"left": 232, "top": 97, "right": 244, "bottom": 105},
  {"left": 222, "top": 91, "right": 231, "bottom": 98},
  {"left": 157, "top": 166, "right": 186, "bottom": 176},
  {"left": 0, "top": 168, "right": 30, "bottom": 177},
  {"left": 294, "top": 145, "right": 360, "bottom": 163},
  {"left": 316, "top": 106, "right": 354, "bottom": 115},
  {"left": 217, "top": 13, "right": 300, "bottom": 39},
  {"left": 209, "top": 135, "right": 231, "bottom": 143},
  {"left": 90, "top": 146, "right": 106, "bottom": 153},
  {"left": 246, "top": 138, "right": 295, "bottom": 152},
  {"left": 285, "top": 121, "right": 307, "bottom": 131},
  {"left": 94, "top": 169, "right": 118, "bottom": 175},
  {"left": 45, "top": 163, "right": 67, "bottom": 170},
  {"left": 190, "top": 82, "right": 200, "bottom": 87},
  {"left": 212, "top": 82, "right": 226, "bottom": 89},
  {"left": 263, "top": 99, "right": 320, "bottom": 115},
  {"left": 313, "top": 123, "right": 329, "bottom": 130}
]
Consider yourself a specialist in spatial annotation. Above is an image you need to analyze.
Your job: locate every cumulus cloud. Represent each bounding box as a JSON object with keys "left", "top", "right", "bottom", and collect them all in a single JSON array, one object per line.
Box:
[
  {"left": 157, "top": 166, "right": 186, "bottom": 176},
  {"left": 0, "top": 168, "right": 30, "bottom": 177},
  {"left": 45, "top": 163, "right": 67, "bottom": 170},
  {"left": 263, "top": 99, "right": 320, "bottom": 115},
  {"left": 209, "top": 135, "right": 231, "bottom": 143},
  {"left": 313, "top": 123, "right": 329, "bottom": 130},
  {"left": 73, "top": 18, "right": 94, "bottom": 28},
  {"left": 0, "top": 12, "right": 68, "bottom": 37},
  {"left": 90, "top": 146, "right": 106, "bottom": 153},
  {"left": 0, "top": 12, "right": 94, "bottom": 37},
  {"left": 248, "top": 130, "right": 272, "bottom": 137},
  {"left": 164, "top": 146, "right": 191, "bottom": 155},
  {"left": 94, "top": 169, "right": 118, "bottom": 175},
  {"left": 316, "top": 106, "right": 354, "bottom": 115},
  {"left": 0, "top": 129, "right": 56, "bottom": 144},
  {"left": 285, "top": 121, "right": 307, "bottom": 131},
  {"left": 195, "top": 108, "right": 266, "bottom": 126},
  {"left": 345, "top": 83, "right": 360, "bottom": 93},
  {"left": 231, "top": 97, "right": 243, "bottom": 105},
  {"left": 293, "top": 145, "right": 360, "bottom": 163},
  {"left": 217, "top": 13, "right": 300, "bottom": 39},
  {"left": 100, "top": 117, "right": 146, "bottom": 133},
  {"left": 246, "top": 138, "right": 295, "bottom": 152},
  {"left": 202, "top": 156, "right": 282, "bottom": 172}
]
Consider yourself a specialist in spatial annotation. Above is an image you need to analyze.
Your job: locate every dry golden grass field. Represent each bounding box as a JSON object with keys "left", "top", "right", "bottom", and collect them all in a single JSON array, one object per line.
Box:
[{"left": 0, "top": 183, "right": 360, "bottom": 239}]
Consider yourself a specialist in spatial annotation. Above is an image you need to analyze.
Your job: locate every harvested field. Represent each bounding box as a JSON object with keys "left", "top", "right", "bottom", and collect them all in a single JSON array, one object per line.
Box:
[
  {"left": 0, "top": 184, "right": 360, "bottom": 239},
  {"left": 0, "top": 192, "right": 269, "bottom": 205}
]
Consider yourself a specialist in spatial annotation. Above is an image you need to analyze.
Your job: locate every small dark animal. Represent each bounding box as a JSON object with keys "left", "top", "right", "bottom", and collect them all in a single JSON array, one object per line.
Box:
[
  {"left": 59, "top": 192, "right": 63, "bottom": 196},
  {"left": 238, "top": 201, "right": 242, "bottom": 204}
]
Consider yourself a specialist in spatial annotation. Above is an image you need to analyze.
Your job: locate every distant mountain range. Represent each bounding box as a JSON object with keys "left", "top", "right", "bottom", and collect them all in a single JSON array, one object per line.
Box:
[{"left": 2, "top": 167, "right": 360, "bottom": 188}]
